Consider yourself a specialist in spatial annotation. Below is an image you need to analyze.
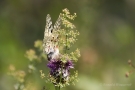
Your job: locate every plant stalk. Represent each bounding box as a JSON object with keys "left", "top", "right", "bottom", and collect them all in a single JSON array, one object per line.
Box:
[{"left": 55, "top": 86, "right": 60, "bottom": 90}]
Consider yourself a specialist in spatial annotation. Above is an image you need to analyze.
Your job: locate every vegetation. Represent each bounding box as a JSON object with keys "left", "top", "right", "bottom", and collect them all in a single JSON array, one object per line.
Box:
[{"left": 1, "top": 0, "right": 135, "bottom": 90}]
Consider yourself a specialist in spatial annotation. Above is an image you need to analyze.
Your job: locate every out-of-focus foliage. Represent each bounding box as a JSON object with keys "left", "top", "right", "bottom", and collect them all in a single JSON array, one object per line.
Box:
[{"left": 1, "top": 0, "right": 135, "bottom": 90}]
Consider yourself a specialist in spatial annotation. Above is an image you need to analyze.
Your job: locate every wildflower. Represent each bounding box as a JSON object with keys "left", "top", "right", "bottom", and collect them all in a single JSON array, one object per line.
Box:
[{"left": 47, "top": 59, "right": 74, "bottom": 84}]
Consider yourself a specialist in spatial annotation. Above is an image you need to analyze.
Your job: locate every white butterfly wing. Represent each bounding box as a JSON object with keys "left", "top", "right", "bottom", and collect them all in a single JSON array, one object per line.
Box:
[
  {"left": 54, "top": 15, "right": 61, "bottom": 31},
  {"left": 43, "top": 14, "right": 54, "bottom": 54},
  {"left": 43, "top": 14, "right": 61, "bottom": 54}
]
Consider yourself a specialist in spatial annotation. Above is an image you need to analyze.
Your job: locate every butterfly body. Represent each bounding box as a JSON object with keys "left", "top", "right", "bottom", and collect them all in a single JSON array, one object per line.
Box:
[{"left": 47, "top": 47, "right": 59, "bottom": 60}]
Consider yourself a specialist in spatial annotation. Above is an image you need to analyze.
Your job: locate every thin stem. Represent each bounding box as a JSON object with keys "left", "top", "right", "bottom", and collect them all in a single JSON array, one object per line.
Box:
[
  {"left": 131, "top": 63, "right": 135, "bottom": 69},
  {"left": 65, "top": 34, "right": 68, "bottom": 54},
  {"left": 55, "top": 86, "right": 60, "bottom": 90}
]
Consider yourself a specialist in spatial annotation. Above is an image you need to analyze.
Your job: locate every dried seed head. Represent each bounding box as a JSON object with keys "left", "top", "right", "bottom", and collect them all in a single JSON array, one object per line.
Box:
[
  {"left": 128, "top": 60, "right": 131, "bottom": 65},
  {"left": 125, "top": 72, "right": 129, "bottom": 78}
]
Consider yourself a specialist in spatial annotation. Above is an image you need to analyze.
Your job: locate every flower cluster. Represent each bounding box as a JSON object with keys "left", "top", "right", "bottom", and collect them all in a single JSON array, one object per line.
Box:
[
  {"left": 8, "top": 40, "right": 45, "bottom": 90},
  {"left": 8, "top": 65, "right": 26, "bottom": 90},
  {"left": 125, "top": 60, "right": 135, "bottom": 78},
  {"left": 47, "top": 59, "right": 74, "bottom": 85},
  {"left": 57, "top": 9, "right": 79, "bottom": 52}
]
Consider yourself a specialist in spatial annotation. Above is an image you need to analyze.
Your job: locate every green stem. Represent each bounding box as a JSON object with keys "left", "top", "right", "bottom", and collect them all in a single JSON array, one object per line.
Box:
[
  {"left": 65, "top": 34, "right": 67, "bottom": 54},
  {"left": 55, "top": 86, "right": 60, "bottom": 90}
]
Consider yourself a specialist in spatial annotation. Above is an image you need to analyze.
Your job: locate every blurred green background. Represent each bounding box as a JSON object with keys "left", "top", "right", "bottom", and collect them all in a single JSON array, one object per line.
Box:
[{"left": 1, "top": 0, "right": 135, "bottom": 90}]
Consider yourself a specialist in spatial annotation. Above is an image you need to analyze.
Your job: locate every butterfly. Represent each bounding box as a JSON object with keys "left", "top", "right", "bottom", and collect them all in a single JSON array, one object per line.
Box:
[{"left": 43, "top": 14, "right": 61, "bottom": 60}]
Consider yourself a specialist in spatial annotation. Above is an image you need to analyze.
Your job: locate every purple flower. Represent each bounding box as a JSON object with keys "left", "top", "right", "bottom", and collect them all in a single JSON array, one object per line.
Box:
[
  {"left": 47, "top": 59, "right": 62, "bottom": 71},
  {"left": 47, "top": 59, "right": 74, "bottom": 84},
  {"left": 65, "top": 60, "right": 74, "bottom": 70}
]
